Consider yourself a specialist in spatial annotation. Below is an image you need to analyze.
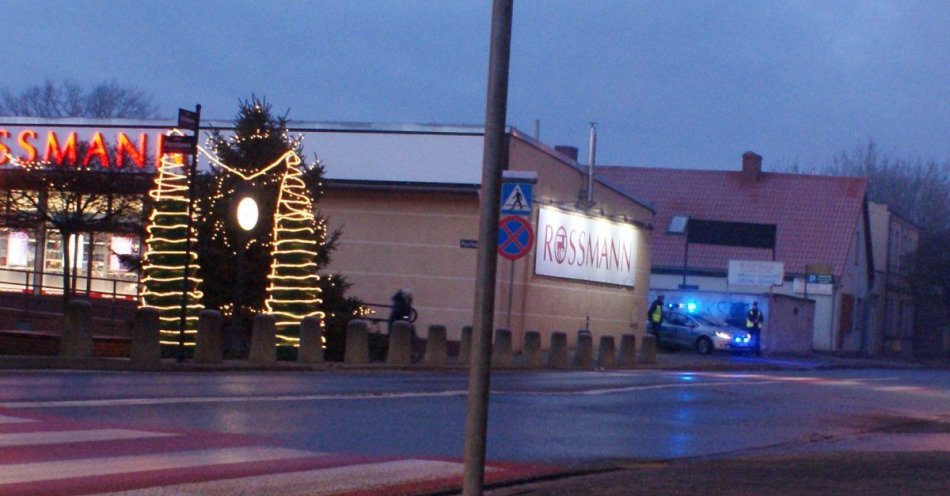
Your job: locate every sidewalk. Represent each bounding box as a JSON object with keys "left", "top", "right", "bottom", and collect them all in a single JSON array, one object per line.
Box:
[{"left": 482, "top": 451, "right": 950, "bottom": 496}]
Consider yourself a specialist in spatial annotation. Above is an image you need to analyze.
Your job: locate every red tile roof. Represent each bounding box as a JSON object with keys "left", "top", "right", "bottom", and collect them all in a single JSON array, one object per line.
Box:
[{"left": 595, "top": 166, "right": 868, "bottom": 277}]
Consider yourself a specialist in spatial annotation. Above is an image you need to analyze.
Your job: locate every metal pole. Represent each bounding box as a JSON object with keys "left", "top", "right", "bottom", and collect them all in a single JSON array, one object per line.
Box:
[
  {"left": 463, "top": 1, "right": 513, "bottom": 495},
  {"left": 682, "top": 238, "right": 689, "bottom": 288},
  {"left": 177, "top": 104, "right": 201, "bottom": 362},
  {"left": 505, "top": 258, "right": 514, "bottom": 329}
]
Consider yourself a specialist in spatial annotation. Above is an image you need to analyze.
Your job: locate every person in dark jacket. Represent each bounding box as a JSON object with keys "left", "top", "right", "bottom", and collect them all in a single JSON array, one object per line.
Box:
[
  {"left": 746, "top": 301, "right": 765, "bottom": 355},
  {"left": 387, "top": 288, "right": 414, "bottom": 332},
  {"left": 648, "top": 294, "right": 665, "bottom": 335}
]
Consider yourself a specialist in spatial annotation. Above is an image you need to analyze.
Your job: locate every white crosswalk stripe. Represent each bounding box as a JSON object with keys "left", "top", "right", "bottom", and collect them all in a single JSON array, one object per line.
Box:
[
  {"left": 0, "top": 428, "right": 176, "bottom": 447},
  {"left": 103, "top": 459, "right": 469, "bottom": 496},
  {"left": 0, "top": 414, "right": 34, "bottom": 424},
  {"left": 0, "top": 446, "right": 317, "bottom": 485},
  {"left": 0, "top": 410, "right": 547, "bottom": 496}
]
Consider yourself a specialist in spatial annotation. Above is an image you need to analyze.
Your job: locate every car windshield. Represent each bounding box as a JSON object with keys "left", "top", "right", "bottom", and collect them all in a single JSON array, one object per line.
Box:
[{"left": 692, "top": 314, "right": 723, "bottom": 326}]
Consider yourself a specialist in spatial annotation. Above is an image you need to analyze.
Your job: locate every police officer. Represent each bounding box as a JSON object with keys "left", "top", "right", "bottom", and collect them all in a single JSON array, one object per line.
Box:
[
  {"left": 746, "top": 301, "right": 765, "bottom": 355},
  {"left": 648, "top": 294, "right": 665, "bottom": 336}
]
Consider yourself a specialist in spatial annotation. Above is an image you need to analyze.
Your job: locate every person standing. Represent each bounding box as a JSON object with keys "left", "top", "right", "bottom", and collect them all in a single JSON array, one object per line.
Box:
[
  {"left": 746, "top": 301, "right": 765, "bottom": 355},
  {"left": 388, "top": 288, "right": 414, "bottom": 332},
  {"left": 648, "top": 294, "right": 665, "bottom": 336}
]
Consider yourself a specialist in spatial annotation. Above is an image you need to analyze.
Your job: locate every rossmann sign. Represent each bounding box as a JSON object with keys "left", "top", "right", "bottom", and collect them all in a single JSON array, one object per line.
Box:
[
  {"left": 0, "top": 123, "right": 171, "bottom": 169},
  {"left": 535, "top": 206, "right": 638, "bottom": 287}
]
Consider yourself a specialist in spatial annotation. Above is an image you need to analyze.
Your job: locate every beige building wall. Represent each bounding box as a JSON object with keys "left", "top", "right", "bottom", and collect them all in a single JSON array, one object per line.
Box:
[
  {"left": 319, "top": 132, "right": 654, "bottom": 350},
  {"left": 321, "top": 188, "right": 480, "bottom": 340},
  {"left": 504, "top": 136, "right": 654, "bottom": 349}
]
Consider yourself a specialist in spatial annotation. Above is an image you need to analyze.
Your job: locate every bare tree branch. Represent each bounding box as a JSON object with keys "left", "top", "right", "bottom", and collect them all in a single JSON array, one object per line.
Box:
[{"left": 0, "top": 79, "right": 159, "bottom": 119}]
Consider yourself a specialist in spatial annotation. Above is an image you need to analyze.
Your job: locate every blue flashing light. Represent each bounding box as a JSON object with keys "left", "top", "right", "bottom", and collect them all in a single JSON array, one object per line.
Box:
[{"left": 686, "top": 301, "right": 697, "bottom": 313}]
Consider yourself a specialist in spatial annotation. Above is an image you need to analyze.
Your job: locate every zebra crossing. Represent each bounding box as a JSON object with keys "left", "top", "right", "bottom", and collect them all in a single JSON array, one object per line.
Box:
[{"left": 0, "top": 409, "right": 554, "bottom": 496}]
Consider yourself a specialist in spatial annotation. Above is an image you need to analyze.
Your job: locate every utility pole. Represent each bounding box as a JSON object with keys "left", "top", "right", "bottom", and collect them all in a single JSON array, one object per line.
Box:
[{"left": 462, "top": 1, "right": 513, "bottom": 495}]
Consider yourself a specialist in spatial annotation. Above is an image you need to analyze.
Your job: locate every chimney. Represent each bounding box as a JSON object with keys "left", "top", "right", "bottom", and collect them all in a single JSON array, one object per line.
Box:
[
  {"left": 741, "top": 151, "right": 762, "bottom": 184},
  {"left": 554, "top": 145, "right": 579, "bottom": 161}
]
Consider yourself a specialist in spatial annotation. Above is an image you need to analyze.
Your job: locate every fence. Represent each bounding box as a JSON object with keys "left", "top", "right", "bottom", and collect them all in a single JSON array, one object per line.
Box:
[{"left": 0, "top": 267, "right": 138, "bottom": 328}]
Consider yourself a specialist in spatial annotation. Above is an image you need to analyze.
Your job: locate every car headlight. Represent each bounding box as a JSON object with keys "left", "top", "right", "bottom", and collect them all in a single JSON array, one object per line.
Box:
[{"left": 715, "top": 331, "right": 731, "bottom": 340}]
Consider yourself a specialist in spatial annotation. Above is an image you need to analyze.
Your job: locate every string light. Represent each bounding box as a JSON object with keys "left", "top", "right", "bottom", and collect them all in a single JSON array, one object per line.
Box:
[
  {"left": 199, "top": 142, "right": 325, "bottom": 346},
  {"left": 140, "top": 153, "right": 204, "bottom": 345},
  {"left": 263, "top": 151, "right": 323, "bottom": 340}
]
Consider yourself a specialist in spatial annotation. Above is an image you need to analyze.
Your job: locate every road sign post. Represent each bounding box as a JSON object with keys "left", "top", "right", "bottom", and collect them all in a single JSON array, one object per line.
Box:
[{"left": 172, "top": 105, "right": 201, "bottom": 363}]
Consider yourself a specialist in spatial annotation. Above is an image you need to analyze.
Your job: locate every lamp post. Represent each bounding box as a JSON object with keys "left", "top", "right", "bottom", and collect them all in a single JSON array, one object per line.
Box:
[{"left": 231, "top": 193, "right": 258, "bottom": 356}]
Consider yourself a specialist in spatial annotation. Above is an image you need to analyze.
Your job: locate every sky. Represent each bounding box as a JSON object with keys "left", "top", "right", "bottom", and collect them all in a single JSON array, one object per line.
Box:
[{"left": 3, "top": 0, "right": 948, "bottom": 171}]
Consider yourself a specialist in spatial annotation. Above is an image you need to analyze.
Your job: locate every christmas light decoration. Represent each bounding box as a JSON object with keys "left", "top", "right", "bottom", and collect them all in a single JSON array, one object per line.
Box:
[
  {"left": 263, "top": 151, "right": 323, "bottom": 342},
  {"left": 140, "top": 152, "right": 204, "bottom": 346},
  {"left": 199, "top": 147, "right": 324, "bottom": 344}
]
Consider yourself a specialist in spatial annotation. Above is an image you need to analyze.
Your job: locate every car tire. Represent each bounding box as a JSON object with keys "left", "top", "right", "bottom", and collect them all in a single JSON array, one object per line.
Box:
[{"left": 696, "top": 336, "right": 713, "bottom": 355}]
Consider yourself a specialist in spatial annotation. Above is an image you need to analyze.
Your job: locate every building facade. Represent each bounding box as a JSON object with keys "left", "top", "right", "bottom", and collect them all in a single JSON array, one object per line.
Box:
[
  {"left": 597, "top": 152, "right": 875, "bottom": 354},
  {"left": 0, "top": 118, "right": 655, "bottom": 350},
  {"left": 868, "top": 201, "right": 918, "bottom": 356},
  {"left": 322, "top": 128, "right": 655, "bottom": 348}
]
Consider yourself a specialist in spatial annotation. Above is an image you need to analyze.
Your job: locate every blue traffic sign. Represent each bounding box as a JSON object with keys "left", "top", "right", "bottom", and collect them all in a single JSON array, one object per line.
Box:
[
  {"left": 497, "top": 216, "right": 534, "bottom": 260},
  {"left": 500, "top": 182, "right": 532, "bottom": 216}
]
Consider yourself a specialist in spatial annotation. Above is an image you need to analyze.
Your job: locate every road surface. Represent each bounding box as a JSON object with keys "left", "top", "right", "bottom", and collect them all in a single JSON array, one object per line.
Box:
[{"left": 0, "top": 366, "right": 947, "bottom": 494}]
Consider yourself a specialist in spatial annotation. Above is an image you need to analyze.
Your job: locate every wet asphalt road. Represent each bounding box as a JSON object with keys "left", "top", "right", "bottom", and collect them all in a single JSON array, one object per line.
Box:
[{"left": 1, "top": 367, "right": 948, "bottom": 465}]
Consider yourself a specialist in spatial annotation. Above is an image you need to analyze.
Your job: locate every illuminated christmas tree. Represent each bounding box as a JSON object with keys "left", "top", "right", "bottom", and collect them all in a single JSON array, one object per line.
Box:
[
  {"left": 140, "top": 152, "right": 204, "bottom": 347},
  {"left": 198, "top": 96, "right": 354, "bottom": 356},
  {"left": 264, "top": 152, "right": 322, "bottom": 340}
]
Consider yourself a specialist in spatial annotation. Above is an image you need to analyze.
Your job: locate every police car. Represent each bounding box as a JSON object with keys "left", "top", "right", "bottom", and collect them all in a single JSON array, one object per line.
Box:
[{"left": 653, "top": 309, "right": 753, "bottom": 354}]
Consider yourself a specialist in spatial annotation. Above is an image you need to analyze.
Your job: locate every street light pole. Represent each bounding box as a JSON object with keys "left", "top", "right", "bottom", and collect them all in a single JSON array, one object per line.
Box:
[{"left": 462, "top": 1, "right": 513, "bottom": 495}]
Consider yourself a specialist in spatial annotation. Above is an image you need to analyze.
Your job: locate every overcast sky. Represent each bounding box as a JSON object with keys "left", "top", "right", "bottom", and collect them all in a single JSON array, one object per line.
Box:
[{"left": 4, "top": 0, "right": 948, "bottom": 170}]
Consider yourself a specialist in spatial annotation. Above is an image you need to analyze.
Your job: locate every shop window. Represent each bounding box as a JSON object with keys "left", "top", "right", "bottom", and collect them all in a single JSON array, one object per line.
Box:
[
  {"left": 45, "top": 232, "right": 87, "bottom": 273},
  {"left": 110, "top": 235, "right": 136, "bottom": 272},
  {"left": 6, "top": 231, "right": 31, "bottom": 267}
]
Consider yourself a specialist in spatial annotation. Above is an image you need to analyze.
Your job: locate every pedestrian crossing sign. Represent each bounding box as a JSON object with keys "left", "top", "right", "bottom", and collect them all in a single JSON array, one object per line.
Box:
[{"left": 500, "top": 182, "right": 532, "bottom": 215}]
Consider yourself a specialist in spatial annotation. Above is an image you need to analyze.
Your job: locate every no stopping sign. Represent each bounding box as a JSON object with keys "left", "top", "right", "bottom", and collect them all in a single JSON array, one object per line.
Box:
[{"left": 497, "top": 216, "right": 534, "bottom": 260}]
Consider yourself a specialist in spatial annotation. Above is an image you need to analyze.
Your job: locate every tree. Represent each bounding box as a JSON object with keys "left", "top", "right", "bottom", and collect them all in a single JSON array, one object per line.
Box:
[
  {"left": 828, "top": 142, "right": 950, "bottom": 237},
  {"left": 0, "top": 144, "right": 150, "bottom": 308},
  {"left": 0, "top": 80, "right": 158, "bottom": 119},
  {"left": 197, "top": 96, "right": 355, "bottom": 357}
]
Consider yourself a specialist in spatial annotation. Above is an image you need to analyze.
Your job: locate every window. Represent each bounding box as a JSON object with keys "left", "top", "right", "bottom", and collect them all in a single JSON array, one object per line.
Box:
[{"left": 667, "top": 215, "right": 689, "bottom": 234}]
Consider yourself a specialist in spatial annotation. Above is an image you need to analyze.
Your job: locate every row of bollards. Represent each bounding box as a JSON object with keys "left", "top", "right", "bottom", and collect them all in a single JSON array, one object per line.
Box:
[
  {"left": 342, "top": 319, "right": 657, "bottom": 369},
  {"left": 59, "top": 301, "right": 658, "bottom": 369}
]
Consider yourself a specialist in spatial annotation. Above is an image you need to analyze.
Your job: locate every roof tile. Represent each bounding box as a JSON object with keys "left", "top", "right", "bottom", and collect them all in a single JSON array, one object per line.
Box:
[{"left": 595, "top": 166, "right": 867, "bottom": 277}]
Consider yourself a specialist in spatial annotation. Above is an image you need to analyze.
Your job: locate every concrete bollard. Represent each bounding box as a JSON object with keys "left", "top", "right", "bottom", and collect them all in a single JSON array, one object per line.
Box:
[
  {"left": 547, "top": 331, "right": 569, "bottom": 369},
  {"left": 618, "top": 334, "right": 637, "bottom": 368},
  {"left": 492, "top": 329, "right": 513, "bottom": 368},
  {"left": 424, "top": 324, "right": 448, "bottom": 367},
  {"left": 61, "top": 300, "right": 93, "bottom": 359},
  {"left": 130, "top": 307, "right": 161, "bottom": 364},
  {"left": 598, "top": 336, "right": 617, "bottom": 369},
  {"left": 344, "top": 319, "right": 370, "bottom": 364},
  {"left": 194, "top": 310, "right": 224, "bottom": 364},
  {"left": 574, "top": 330, "right": 594, "bottom": 369},
  {"left": 640, "top": 334, "right": 657, "bottom": 365},
  {"left": 459, "top": 325, "right": 473, "bottom": 366},
  {"left": 522, "top": 331, "right": 542, "bottom": 368},
  {"left": 388, "top": 321, "right": 413, "bottom": 366},
  {"left": 298, "top": 316, "right": 323, "bottom": 364},
  {"left": 248, "top": 314, "right": 277, "bottom": 365}
]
